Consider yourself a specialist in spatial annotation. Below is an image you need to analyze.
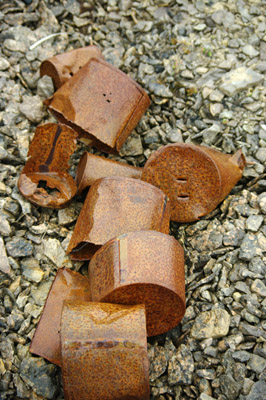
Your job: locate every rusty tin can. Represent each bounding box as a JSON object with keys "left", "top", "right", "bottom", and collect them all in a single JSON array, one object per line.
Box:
[
  {"left": 89, "top": 230, "right": 185, "bottom": 337},
  {"left": 76, "top": 152, "right": 142, "bottom": 194},
  {"left": 67, "top": 176, "right": 170, "bottom": 260},
  {"left": 30, "top": 268, "right": 91, "bottom": 366},
  {"left": 61, "top": 301, "right": 150, "bottom": 400},
  {"left": 141, "top": 143, "right": 246, "bottom": 223},
  {"left": 45, "top": 58, "right": 150, "bottom": 153},
  {"left": 18, "top": 123, "right": 78, "bottom": 208},
  {"left": 40, "top": 45, "right": 104, "bottom": 90}
]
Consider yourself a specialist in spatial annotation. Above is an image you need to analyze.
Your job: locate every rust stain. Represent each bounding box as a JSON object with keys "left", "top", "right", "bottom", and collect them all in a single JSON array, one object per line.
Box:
[
  {"left": 141, "top": 143, "right": 246, "bottom": 223},
  {"left": 46, "top": 58, "right": 150, "bottom": 153},
  {"left": 89, "top": 230, "right": 186, "bottom": 337},
  {"left": 76, "top": 152, "right": 142, "bottom": 194},
  {"left": 67, "top": 176, "right": 170, "bottom": 260},
  {"left": 30, "top": 268, "right": 91, "bottom": 366},
  {"left": 18, "top": 123, "right": 78, "bottom": 208},
  {"left": 61, "top": 302, "right": 150, "bottom": 400},
  {"left": 40, "top": 45, "right": 104, "bottom": 89}
]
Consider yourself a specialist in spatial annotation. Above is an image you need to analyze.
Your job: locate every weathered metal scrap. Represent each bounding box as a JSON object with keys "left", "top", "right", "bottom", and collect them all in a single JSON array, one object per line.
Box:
[
  {"left": 45, "top": 58, "right": 150, "bottom": 153},
  {"left": 61, "top": 302, "right": 150, "bottom": 400},
  {"left": 18, "top": 123, "right": 78, "bottom": 208},
  {"left": 89, "top": 230, "right": 185, "bottom": 337},
  {"left": 40, "top": 45, "right": 104, "bottom": 90},
  {"left": 76, "top": 152, "right": 142, "bottom": 194},
  {"left": 141, "top": 143, "right": 246, "bottom": 223},
  {"left": 67, "top": 176, "right": 170, "bottom": 260},
  {"left": 30, "top": 268, "right": 91, "bottom": 366}
]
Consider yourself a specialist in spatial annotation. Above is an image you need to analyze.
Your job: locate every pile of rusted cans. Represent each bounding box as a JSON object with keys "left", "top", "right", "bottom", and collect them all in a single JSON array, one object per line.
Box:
[{"left": 18, "top": 46, "right": 245, "bottom": 400}]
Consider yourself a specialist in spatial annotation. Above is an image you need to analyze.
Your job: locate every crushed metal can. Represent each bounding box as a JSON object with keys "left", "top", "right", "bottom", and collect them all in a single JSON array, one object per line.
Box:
[
  {"left": 18, "top": 123, "right": 78, "bottom": 208},
  {"left": 76, "top": 152, "right": 142, "bottom": 194},
  {"left": 67, "top": 177, "right": 170, "bottom": 260},
  {"left": 30, "top": 268, "right": 91, "bottom": 366},
  {"left": 89, "top": 230, "right": 186, "bottom": 337},
  {"left": 61, "top": 302, "right": 150, "bottom": 400},
  {"left": 45, "top": 58, "right": 150, "bottom": 153},
  {"left": 141, "top": 143, "right": 246, "bottom": 222}
]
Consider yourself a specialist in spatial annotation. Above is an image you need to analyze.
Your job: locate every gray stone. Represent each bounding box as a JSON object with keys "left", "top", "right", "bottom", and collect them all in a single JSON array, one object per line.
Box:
[
  {"left": 19, "top": 95, "right": 46, "bottom": 123},
  {"left": 248, "top": 354, "right": 266, "bottom": 374},
  {"left": 149, "top": 82, "right": 173, "bottom": 98},
  {"left": 232, "top": 350, "right": 250, "bottom": 362},
  {"left": 199, "top": 395, "right": 216, "bottom": 400},
  {"left": 251, "top": 279, "right": 266, "bottom": 297},
  {"left": 247, "top": 381, "right": 266, "bottom": 400},
  {"left": 119, "top": 134, "right": 143, "bottom": 156},
  {"left": 219, "top": 68, "right": 264, "bottom": 96},
  {"left": 168, "top": 344, "right": 194, "bottom": 385},
  {"left": 0, "top": 237, "right": 11, "bottom": 275},
  {"left": 0, "top": 215, "right": 11, "bottom": 237},
  {"left": 219, "top": 374, "right": 241, "bottom": 400},
  {"left": 166, "top": 128, "right": 183, "bottom": 143},
  {"left": 148, "top": 345, "right": 168, "bottom": 381},
  {"left": 58, "top": 205, "right": 78, "bottom": 226},
  {"left": 6, "top": 237, "right": 33, "bottom": 258},
  {"left": 240, "top": 322, "right": 266, "bottom": 339},
  {"left": 242, "top": 45, "right": 260, "bottom": 58},
  {"left": 256, "top": 148, "right": 266, "bottom": 163},
  {"left": 19, "top": 357, "right": 57, "bottom": 399},
  {"left": 43, "top": 238, "right": 72, "bottom": 268},
  {"left": 31, "top": 280, "right": 52, "bottom": 307},
  {"left": 191, "top": 309, "right": 230, "bottom": 339},
  {"left": 0, "top": 57, "right": 10, "bottom": 71},
  {"left": 246, "top": 215, "right": 264, "bottom": 231},
  {"left": 4, "top": 39, "right": 27, "bottom": 53},
  {"left": 239, "top": 234, "right": 261, "bottom": 261},
  {"left": 37, "top": 76, "right": 54, "bottom": 99},
  {"left": 201, "top": 123, "right": 221, "bottom": 145},
  {"left": 21, "top": 258, "right": 44, "bottom": 283},
  {"left": 258, "top": 193, "right": 266, "bottom": 214}
]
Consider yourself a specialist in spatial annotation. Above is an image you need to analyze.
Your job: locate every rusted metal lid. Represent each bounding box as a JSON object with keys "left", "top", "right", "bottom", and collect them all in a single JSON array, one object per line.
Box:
[
  {"left": 40, "top": 45, "right": 104, "bottom": 90},
  {"left": 141, "top": 143, "right": 246, "bottom": 223},
  {"left": 30, "top": 268, "right": 91, "bottom": 366},
  {"left": 67, "top": 177, "right": 170, "bottom": 260},
  {"left": 45, "top": 58, "right": 150, "bottom": 153},
  {"left": 89, "top": 230, "right": 186, "bottom": 337},
  {"left": 61, "top": 302, "right": 150, "bottom": 400},
  {"left": 76, "top": 152, "right": 142, "bottom": 194},
  {"left": 18, "top": 123, "right": 78, "bottom": 208}
]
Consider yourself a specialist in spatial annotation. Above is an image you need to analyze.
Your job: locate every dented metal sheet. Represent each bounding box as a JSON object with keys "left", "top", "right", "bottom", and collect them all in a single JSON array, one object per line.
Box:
[
  {"left": 89, "top": 230, "right": 186, "bottom": 337},
  {"left": 18, "top": 123, "right": 78, "bottom": 208},
  {"left": 30, "top": 268, "right": 91, "bottom": 366},
  {"left": 141, "top": 143, "right": 246, "bottom": 223},
  {"left": 61, "top": 302, "right": 150, "bottom": 400},
  {"left": 45, "top": 58, "right": 150, "bottom": 153},
  {"left": 67, "top": 176, "right": 170, "bottom": 260},
  {"left": 40, "top": 45, "right": 104, "bottom": 90},
  {"left": 76, "top": 152, "right": 142, "bottom": 194}
]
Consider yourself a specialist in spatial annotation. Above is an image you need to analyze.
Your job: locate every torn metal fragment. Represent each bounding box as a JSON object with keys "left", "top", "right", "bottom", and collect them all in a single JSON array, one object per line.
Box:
[
  {"left": 141, "top": 143, "right": 246, "bottom": 223},
  {"left": 76, "top": 152, "right": 142, "bottom": 194},
  {"left": 40, "top": 45, "right": 104, "bottom": 89},
  {"left": 89, "top": 230, "right": 186, "bottom": 337},
  {"left": 45, "top": 58, "right": 150, "bottom": 153},
  {"left": 30, "top": 268, "right": 91, "bottom": 366},
  {"left": 67, "top": 177, "right": 170, "bottom": 260},
  {"left": 18, "top": 123, "right": 78, "bottom": 208},
  {"left": 61, "top": 302, "right": 150, "bottom": 400}
]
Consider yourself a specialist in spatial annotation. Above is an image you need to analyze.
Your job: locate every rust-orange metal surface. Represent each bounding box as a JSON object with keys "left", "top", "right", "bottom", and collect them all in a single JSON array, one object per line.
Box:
[
  {"left": 141, "top": 143, "right": 246, "bottom": 223},
  {"left": 76, "top": 152, "right": 142, "bottom": 194},
  {"left": 61, "top": 302, "right": 150, "bottom": 400},
  {"left": 30, "top": 268, "right": 91, "bottom": 366},
  {"left": 18, "top": 123, "right": 78, "bottom": 208},
  {"left": 89, "top": 230, "right": 185, "bottom": 337},
  {"left": 45, "top": 58, "right": 150, "bottom": 153},
  {"left": 40, "top": 45, "right": 104, "bottom": 89},
  {"left": 67, "top": 177, "right": 170, "bottom": 260}
]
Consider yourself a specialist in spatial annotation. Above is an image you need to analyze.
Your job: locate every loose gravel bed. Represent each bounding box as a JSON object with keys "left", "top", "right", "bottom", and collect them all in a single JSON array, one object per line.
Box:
[{"left": 0, "top": 1, "right": 266, "bottom": 399}]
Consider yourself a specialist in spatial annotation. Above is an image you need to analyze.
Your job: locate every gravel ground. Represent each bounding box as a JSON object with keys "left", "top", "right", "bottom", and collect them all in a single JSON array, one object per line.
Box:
[{"left": 0, "top": 0, "right": 266, "bottom": 399}]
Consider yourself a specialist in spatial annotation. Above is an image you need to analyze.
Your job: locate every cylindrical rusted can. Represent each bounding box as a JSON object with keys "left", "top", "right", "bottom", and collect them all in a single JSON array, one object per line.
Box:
[
  {"left": 141, "top": 143, "right": 246, "bottom": 223},
  {"left": 89, "top": 230, "right": 185, "bottom": 337},
  {"left": 30, "top": 268, "right": 91, "bottom": 366},
  {"left": 76, "top": 152, "right": 142, "bottom": 194},
  {"left": 67, "top": 177, "right": 170, "bottom": 260},
  {"left": 61, "top": 301, "right": 150, "bottom": 400}
]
